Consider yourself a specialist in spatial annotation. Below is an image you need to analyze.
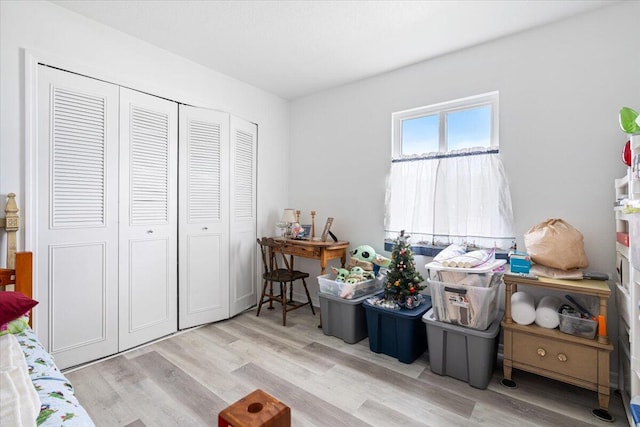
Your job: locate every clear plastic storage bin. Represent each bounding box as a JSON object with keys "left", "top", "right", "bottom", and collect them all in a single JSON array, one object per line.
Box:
[
  {"left": 558, "top": 312, "right": 597, "bottom": 339},
  {"left": 428, "top": 274, "right": 503, "bottom": 331},
  {"left": 317, "top": 274, "right": 383, "bottom": 299}
]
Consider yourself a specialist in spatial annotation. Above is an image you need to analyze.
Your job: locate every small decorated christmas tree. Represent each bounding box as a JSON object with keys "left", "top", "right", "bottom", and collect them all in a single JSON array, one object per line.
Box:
[{"left": 384, "top": 230, "right": 425, "bottom": 308}]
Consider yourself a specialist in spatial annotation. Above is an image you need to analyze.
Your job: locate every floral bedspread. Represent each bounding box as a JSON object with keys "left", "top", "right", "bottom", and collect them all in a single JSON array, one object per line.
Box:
[{"left": 16, "top": 328, "right": 95, "bottom": 426}]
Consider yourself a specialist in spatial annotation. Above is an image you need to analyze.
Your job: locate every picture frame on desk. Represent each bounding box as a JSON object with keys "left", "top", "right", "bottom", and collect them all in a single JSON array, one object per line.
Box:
[
  {"left": 292, "top": 225, "right": 312, "bottom": 241},
  {"left": 321, "top": 217, "right": 334, "bottom": 242}
]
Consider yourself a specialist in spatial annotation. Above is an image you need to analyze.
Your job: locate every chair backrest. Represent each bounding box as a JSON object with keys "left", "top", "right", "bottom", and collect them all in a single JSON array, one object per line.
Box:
[{"left": 256, "top": 237, "right": 292, "bottom": 278}]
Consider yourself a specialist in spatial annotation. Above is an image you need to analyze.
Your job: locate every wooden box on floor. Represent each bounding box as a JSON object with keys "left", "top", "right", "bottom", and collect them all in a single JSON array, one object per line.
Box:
[{"left": 218, "top": 389, "right": 291, "bottom": 427}]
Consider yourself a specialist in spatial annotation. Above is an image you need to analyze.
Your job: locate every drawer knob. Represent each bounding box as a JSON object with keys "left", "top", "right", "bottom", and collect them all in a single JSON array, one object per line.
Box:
[
  {"left": 537, "top": 348, "right": 546, "bottom": 357},
  {"left": 558, "top": 353, "right": 568, "bottom": 362}
]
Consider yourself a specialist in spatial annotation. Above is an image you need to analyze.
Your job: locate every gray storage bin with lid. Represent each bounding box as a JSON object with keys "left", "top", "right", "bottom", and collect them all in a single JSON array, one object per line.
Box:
[
  {"left": 422, "top": 308, "right": 502, "bottom": 389},
  {"left": 318, "top": 291, "right": 381, "bottom": 344}
]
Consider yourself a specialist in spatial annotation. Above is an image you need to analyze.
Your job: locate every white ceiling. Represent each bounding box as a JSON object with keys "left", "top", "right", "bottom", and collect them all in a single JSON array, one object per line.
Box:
[{"left": 51, "top": 0, "right": 616, "bottom": 100}]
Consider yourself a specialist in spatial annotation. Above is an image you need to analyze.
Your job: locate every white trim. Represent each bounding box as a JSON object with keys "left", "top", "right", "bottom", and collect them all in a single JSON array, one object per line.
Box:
[
  {"left": 24, "top": 50, "right": 37, "bottom": 330},
  {"left": 20, "top": 48, "right": 256, "bottom": 124},
  {"left": 24, "top": 50, "right": 36, "bottom": 254},
  {"left": 392, "top": 91, "right": 499, "bottom": 158}
]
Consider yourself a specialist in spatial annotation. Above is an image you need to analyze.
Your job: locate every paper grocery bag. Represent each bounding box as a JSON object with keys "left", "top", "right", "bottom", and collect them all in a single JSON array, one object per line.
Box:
[{"left": 523, "top": 219, "right": 589, "bottom": 270}]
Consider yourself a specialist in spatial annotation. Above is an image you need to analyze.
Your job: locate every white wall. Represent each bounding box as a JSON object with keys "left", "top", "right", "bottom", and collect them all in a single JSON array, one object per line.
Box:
[
  {"left": 0, "top": 0, "right": 291, "bottom": 261},
  {"left": 291, "top": 0, "right": 639, "bottom": 278},
  {"left": 290, "top": 1, "right": 640, "bottom": 377}
]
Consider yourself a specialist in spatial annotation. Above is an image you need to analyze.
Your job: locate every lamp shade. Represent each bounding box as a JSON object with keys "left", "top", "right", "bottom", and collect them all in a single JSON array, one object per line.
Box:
[{"left": 281, "top": 208, "right": 297, "bottom": 223}]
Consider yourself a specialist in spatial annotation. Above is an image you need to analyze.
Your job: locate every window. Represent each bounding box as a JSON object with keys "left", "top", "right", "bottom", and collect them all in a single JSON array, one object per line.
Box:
[
  {"left": 392, "top": 92, "right": 498, "bottom": 158},
  {"left": 385, "top": 92, "right": 514, "bottom": 250}
]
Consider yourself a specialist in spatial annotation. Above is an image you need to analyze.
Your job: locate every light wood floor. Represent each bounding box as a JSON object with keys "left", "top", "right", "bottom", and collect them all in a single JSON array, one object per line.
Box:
[{"left": 66, "top": 306, "right": 628, "bottom": 426}]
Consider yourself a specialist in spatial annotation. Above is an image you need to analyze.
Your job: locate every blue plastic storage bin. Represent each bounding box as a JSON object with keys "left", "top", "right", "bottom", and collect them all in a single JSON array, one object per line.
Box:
[{"left": 363, "top": 296, "right": 432, "bottom": 364}]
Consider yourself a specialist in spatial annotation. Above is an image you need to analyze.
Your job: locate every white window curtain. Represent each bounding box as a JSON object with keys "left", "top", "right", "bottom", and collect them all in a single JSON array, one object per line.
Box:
[{"left": 385, "top": 148, "right": 515, "bottom": 249}]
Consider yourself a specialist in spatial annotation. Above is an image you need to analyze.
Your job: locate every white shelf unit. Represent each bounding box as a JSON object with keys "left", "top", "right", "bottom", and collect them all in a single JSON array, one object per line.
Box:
[{"left": 615, "top": 133, "right": 640, "bottom": 425}]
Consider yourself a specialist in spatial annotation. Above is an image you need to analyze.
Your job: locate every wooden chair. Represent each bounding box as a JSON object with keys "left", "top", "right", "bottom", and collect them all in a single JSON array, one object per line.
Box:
[{"left": 256, "top": 237, "right": 315, "bottom": 326}]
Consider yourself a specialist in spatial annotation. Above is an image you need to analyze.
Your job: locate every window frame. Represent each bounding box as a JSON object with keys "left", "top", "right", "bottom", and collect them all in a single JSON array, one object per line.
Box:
[{"left": 391, "top": 91, "right": 499, "bottom": 159}]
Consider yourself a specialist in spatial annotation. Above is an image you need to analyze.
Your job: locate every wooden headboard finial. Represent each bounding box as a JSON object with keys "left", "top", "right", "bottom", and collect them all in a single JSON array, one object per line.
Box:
[{"left": 4, "top": 193, "right": 19, "bottom": 269}]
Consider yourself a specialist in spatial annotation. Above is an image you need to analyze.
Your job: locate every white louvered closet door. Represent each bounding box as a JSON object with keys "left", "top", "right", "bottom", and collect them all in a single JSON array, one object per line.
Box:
[
  {"left": 229, "top": 116, "right": 257, "bottom": 317},
  {"left": 36, "top": 65, "right": 119, "bottom": 369},
  {"left": 119, "top": 88, "right": 178, "bottom": 351},
  {"left": 178, "top": 105, "right": 230, "bottom": 329}
]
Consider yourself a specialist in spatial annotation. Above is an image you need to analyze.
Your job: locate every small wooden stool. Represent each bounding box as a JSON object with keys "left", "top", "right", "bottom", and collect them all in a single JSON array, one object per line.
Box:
[{"left": 218, "top": 389, "right": 291, "bottom": 427}]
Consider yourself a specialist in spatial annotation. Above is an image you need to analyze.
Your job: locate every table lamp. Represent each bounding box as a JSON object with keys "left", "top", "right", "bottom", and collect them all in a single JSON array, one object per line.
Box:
[{"left": 281, "top": 208, "right": 297, "bottom": 238}]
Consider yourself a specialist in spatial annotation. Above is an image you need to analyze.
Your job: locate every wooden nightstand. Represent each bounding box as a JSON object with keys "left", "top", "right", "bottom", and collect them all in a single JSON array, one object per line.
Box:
[{"left": 501, "top": 276, "right": 614, "bottom": 421}]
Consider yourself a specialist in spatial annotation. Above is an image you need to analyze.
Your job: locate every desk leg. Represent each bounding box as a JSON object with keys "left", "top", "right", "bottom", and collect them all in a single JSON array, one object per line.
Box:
[
  {"left": 318, "top": 249, "right": 327, "bottom": 328},
  {"left": 319, "top": 249, "right": 328, "bottom": 275},
  {"left": 288, "top": 255, "right": 295, "bottom": 304}
]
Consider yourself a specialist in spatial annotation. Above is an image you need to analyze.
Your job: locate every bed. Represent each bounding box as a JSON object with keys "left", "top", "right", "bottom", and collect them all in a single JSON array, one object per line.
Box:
[{"left": 1, "top": 194, "right": 94, "bottom": 426}]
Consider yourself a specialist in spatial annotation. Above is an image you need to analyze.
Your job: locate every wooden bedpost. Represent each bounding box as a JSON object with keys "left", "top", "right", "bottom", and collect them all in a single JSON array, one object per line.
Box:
[
  {"left": 14, "top": 252, "right": 33, "bottom": 299},
  {"left": 4, "top": 193, "right": 19, "bottom": 269}
]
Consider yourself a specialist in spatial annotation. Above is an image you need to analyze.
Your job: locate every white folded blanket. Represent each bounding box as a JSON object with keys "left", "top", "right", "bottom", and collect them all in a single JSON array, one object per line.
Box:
[
  {"left": 441, "top": 249, "right": 495, "bottom": 268},
  {"left": 433, "top": 244, "right": 466, "bottom": 264},
  {"left": 0, "top": 334, "right": 40, "bottom": 427},
  {"left": 535, "top": 296, "right": 562, "bottom": 329},
  {"left": 511, "top": 291, "right": 536, "bottom": 325}
]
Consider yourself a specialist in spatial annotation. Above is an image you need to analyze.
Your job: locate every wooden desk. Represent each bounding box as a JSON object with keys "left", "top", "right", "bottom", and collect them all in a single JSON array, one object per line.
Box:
[
  {"left": 273, "top": 238, "right": 349, "bottom": 329},
  {"left": 274, "top": 238, "right": 349, "bottom": 274}
]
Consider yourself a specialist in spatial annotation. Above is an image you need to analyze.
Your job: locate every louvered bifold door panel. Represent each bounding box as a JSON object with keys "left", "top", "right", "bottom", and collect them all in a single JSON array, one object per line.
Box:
[
  {"left": 229, "top": 116, "right": 257, "bottom": 317},
  {"left": 36, "top": 65, "right": 119, "bottom": 369},
  {"left": 233, "top": 128, "right": 255, "bottom": 219},
  {"left": 188, "top": 120, "right": 222, "bottom": 222},
  {"left": 130, "top": 106, "right": 170, "bottom": 224},
  {"left": 119, "top": 88, "right": 178, "bottom": 351},
  {"left": 179, "top": 105, "right": 230, "bottom": 329},
  {"left": 51, "top": 87, "right": 107, "bottom": 228}
]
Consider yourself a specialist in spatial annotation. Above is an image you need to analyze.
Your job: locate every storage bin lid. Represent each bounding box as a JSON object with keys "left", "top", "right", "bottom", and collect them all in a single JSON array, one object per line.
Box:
[
  {"left": 422, "top": 308, "right": 502, "bottom": 338},
  {"left": 317, "top": 291, "right": 382, "bottom": 304},
  {"left": 363, "top": 295, "right": 432, "bottom": 318},
  {"left": 425, "top": 259, "right": 506, "bottom": 273}
]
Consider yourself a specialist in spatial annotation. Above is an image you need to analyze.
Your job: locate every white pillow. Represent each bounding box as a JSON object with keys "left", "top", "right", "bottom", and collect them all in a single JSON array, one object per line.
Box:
[
  {"left": 0, "top": 370, "right": 23, "bottom": 426},
  {"left": 1, "top": 367, "right": 39, "bottom": 427},
  {"left": 0, "top": 334, "right": 27, "bottom": 371},
  {"left": 0, "top": 334, "right": 40, "bottom": 427},
  {"left": 0, "top": 333, "right": 17, "bottom": 368}
]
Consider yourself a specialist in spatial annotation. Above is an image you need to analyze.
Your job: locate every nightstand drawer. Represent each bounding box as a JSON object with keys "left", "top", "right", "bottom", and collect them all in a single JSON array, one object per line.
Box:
[{"left": 512, "top": 332, "right": 597, "bottom": 383}]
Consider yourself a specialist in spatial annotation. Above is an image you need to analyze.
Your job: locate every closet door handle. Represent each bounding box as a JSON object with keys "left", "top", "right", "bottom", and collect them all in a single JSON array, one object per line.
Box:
[
  {"left": 147, "top": 230, "right": 154, "bottom": 234},
  {"left": 202, "top": 227, "right": 209, "bottom": 231}
]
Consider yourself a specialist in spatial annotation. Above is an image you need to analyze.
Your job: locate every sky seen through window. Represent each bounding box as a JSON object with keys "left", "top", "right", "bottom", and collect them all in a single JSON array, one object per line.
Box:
[{"left": 401, "top": 105, "right": 491, "bottom": 156}]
